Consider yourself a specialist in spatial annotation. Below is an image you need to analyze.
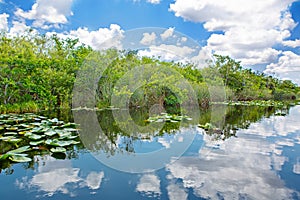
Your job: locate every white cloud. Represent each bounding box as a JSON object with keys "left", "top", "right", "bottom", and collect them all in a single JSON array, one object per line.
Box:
[
  {"left": 169, "top": 0, "right": 298, "bottom": 67},
  {"left": 136, "top": 174, "right": 161, "bottom": 197},
  {"left": 0, "top": 13, "right": 9, "bottom": 31},
  {"left": 138, "top": 44, "right": 195, "bottom": 61},
  {"left": 85, "top": 171, "right": 104, "bottom": 190},
  {"left": 14, "top": 0, "right": 73, "bottom": 29},
  {"left": 166, "top": 105, "right": 300, "bottom": 199},
  {"left": 160, "top": 27, "right": 175, "bottom": 40},
  {"left": 134, "top": 0, "right": 161, "bottom": 4},
  {"left": 67, "top": 24, "right": 124, "bottom": 50},
  {"left": 16, "top": 156, "right": 105, "bottom": 197},
  {"left": 282, "top": 39, "right": 300, "bottom": 48},
  {"left": 181, "top": 37, "right": 187, "bottom": 42},
  {"left": 8, "top": 20, "right": 38, "bottom": 36},
  {"left": 167, "top": 183, "right": 188, "bottom": 200},
  {"left": 147, "top": 0, "right": 160, "bottom": 4},
  {"left": 140, "top": 32, "right": 157, "bottom": 45},
  {"left": 265, "top": 51, "right": 300, "bottom": 85},
  {"left": 293, "top": 158, "right": 300, "bottom": 174}
]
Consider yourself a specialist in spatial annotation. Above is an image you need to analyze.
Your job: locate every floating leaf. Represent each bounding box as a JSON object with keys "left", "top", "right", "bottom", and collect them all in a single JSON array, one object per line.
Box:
[
  {"left": 7, "top": 146, "right": 31, "bottom": 154},
  {"left": 57, "top": 131, "right": 72, "bottom": 139},
  {"left": 24, "top": 132, "right": 33, "bottom": 137},
  {"left": 4, "top": 132, "right": 18, "bottom": 135},
  {"left": 0, "top": 136, "right": 22, "bottom": 143},
  {"left": 66, "top": 135, "right": 78, "bottom": 140},
  {"left": 0, "top": 154, "right": 10, "bottom": 160},
  {"left": 61, "top": 123, "right": 77, "bottom": 128},
  {"left": 28, "top": 134, "right": 45, "bottom": 140},
  {"left": 6, "top": 127, "right": 18, "bottom": 131},
  {"left": 30, "top": 140, "right": 45, "bottom": 146},
  {"left": 47, "top": 139, "right": 75, "bottom": 147},
  {"left": 49, "top": 118, "right": 59, "bottom": 123},
  {"left": 9, "top": 154, "right": 32, "bottom": 162},
  {"left": 0, "top": 136, "right": 16, "bottom": 140},
  {"left": 63, "top": 128, "right": 78, "bottom": 132},
  {"left": 44, "top": 130, "right": 57, "bottom": 136},
  {"left": 50, "top": 147, "right": 66, "bottom": 153},
  {"left": 71, "top": 141, "right": 80, "bottom": 145},
  {"left": 19, "top": 124, "right": 31, "bottom": 128}
]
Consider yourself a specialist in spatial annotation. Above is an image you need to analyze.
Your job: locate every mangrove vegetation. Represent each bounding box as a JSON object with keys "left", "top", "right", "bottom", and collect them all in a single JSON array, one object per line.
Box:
[{"left": 0, "top": 32, "right": 299, "bottom": 113}]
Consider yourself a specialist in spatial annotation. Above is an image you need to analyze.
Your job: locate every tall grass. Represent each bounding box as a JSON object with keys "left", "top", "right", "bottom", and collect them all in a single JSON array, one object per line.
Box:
[{"left": 0, "top": 101, "right": 41, "bottom": 114}]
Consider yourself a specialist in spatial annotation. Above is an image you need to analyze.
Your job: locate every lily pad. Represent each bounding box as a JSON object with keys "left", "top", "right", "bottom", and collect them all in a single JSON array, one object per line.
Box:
[
  {"left": 50, "top": 147, "right": 67, "bottom": 153},
  {"left": 44, "top": 130, "right": 57, "bottom": 136},
  {"left": 30, "top": 140, "right": 45, "bottom": 146},
  {"left": 0, "top": 154, "right": 10, "bottom": 160},
  {"left": 6, "top": 127, "right": 18, "bottom": 131},
  {"left": 46, "top": 139, "right": 75, "bottom": 147},
  {"left": 4, "top": 132, "right": 18, "bottom": 135},
  {"left": 9, "top": 154, "right": 32, "bottom": 163},
  {"left": 7, "top": 146, "right": 31, "bottom": 154},
  {"left": 28, "top": 134, "right": 45, "bottom": 140}
]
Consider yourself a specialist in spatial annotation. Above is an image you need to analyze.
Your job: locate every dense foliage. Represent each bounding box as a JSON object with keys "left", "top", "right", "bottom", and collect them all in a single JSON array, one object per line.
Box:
[{"left": 0, "top": 33, "right": 299, "bottom": 113}]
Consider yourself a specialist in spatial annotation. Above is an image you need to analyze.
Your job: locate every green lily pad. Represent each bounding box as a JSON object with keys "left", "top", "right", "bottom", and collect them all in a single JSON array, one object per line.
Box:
[
  {"left": 66, "top": 135, "right": 78, "bottom": 140},
  {"left": 46, "top": 139, "right": 75, "bottom": 147},
  {"left": 28, "top": 134, "right": 45, "bottom": 140},
  {"left": 6, "top": 127, "right": 18, "bottom": 131},
  {"left": 61, "top": 122, "right": 77, "bottom": 128},
  {"left": 63, "top": 128, "right": 78, "bottom": 132},
  {"left": 4, "top": 132, "right": 18, "bottom": 135},
  {"left": 7, "top": 146, "right": 31, "bottom": 154},
  {"left": 44, "top": 130, "right": 57, "bottom": 136},
  {"left": 30, "top": 140, "right": 45, "bottom": 146},
  {"left": 57, "top": 131, "right": 72, "bottom": 139},
  {"left": 50, "top": 147, "right": 67, "bottom": 153},
  {"left": 0, "top": 136, "right": 22, "bottom": 143},
  {"left": 9, "top": 154, "right": 32, "bottom": 163},
  {"left": 0, "top": 154, "right": 10, "bottom": 160}
]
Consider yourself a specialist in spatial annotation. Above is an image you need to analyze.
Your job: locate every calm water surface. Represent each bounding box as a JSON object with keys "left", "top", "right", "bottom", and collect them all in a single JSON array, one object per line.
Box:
[{"left": 1, "top": 105, "right": 300, "bottom": 199}]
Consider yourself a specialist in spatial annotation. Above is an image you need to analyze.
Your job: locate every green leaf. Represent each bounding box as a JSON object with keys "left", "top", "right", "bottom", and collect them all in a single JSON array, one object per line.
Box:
[
  {"left": 30, "top": 140, "right": 45, "bottom": 146},
  {"left": 4, "top": 132, "right": 18, "bottom": 135},
  {"left": 9, "top": 154, "right": 32, "bottom": 162},
  {"left": 7, "top": 146, "right": 31, "bottom": 154},
  {"left": 50, "top": 147, "right": 66, "bottom": 153},
  {"left": 28, "top": 134, "right": 45, "bottom": 140},
  {"left": 46, "top": 139, "right": 75, "bottom": 147},
  {"left": 0, "top": 154, "right": 10, "bottom": 160},
  {"left": 44, "top": 130, "right": 57, "bottom": 136}
]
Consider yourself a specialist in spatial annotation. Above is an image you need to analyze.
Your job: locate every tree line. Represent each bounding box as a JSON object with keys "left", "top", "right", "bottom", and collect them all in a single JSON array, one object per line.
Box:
[{"left": 0, "top": 32, "right": 299, "bottom": 113}]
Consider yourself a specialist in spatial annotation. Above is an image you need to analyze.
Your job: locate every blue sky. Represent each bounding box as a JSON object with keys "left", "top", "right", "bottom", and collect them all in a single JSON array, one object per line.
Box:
[{"left": 1, "top": 0, "right": 300, "bottom": 84}]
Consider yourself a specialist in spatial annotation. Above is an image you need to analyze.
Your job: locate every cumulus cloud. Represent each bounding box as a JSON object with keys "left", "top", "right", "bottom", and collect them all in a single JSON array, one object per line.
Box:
[
  {"left": 169, "top": 0, "right": 298, "bottom": 69},
  {"left": 14, "top": 0, "right": 73, "bottom": 29},
  {"left": 134, "top": 0, "right": 161, "bottom": 4},
  {"left": 138, "top": 44, "right": 195, "bottom": 61},
  {"left": 85, "top": 171, "right": 105, "bottom": 190},
  {"left": 147, "top": 0, "right": 161, "bottom": 4},
  {"left": 265, "top": 51, "right": 300, "bottom": 84},
  {"left": 140, "top": 32, "right": 157, "bottom": 45},
  {"left": 8, "top": 20, "right": 38, "bottom": 36},
  {"left": 0, "top": 13, "right": 9, "bottom": 31},
  {"left": 282, "top": 39, "right": 300, "bottom": 48},
  {"left": 160, "top": 27, "right": 174, "bottom": 40},
  {"left": 16, "top": 156, "right": 104, "bottom": 197},
  {"left": 63, "top": 24, "right": 124, "bottom": 50},
  {"left": 167, "top": 183, "right": 188, "bottom": 200},
  {"left": 166, "top": 105, "right": 300, "bottom": 199},
  {"left": 136, "top": 174, "right": 161, "bottom": 197}
]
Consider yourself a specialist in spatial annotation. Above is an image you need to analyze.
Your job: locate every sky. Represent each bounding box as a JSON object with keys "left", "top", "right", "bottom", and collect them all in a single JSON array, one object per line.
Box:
[{"left": 0, "top": 0, "right": 300, "bottom": 84}]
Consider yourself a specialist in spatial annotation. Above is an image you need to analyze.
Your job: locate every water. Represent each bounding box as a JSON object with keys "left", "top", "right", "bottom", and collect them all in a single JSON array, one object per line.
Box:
[{"left": 1, "top": 105, "right": 300, "bottom": 199}]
